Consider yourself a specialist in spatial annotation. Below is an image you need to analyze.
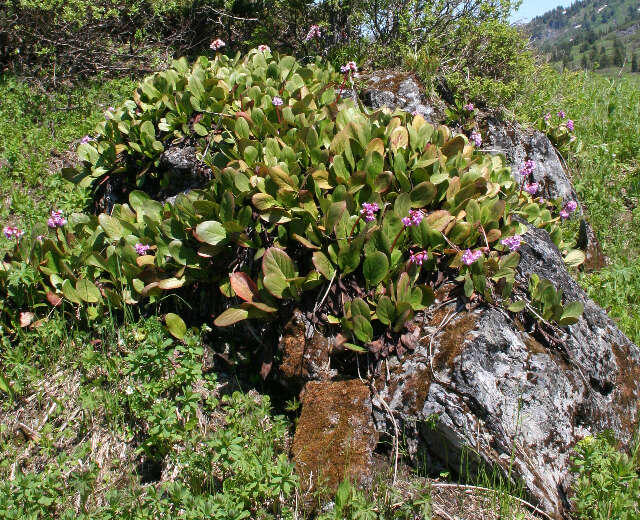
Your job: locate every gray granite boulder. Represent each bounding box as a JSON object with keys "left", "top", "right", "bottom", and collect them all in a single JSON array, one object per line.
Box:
[
  {"left": 370, "top": 225, "right": 639, "bottom": 517},
  {"left": 359, "top": 71, "right": 438, "bottom": 122}
]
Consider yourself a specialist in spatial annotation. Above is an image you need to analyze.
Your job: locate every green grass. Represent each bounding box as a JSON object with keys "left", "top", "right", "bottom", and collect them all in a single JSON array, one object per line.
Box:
[
  {"left": 0, "top": 74, "right": 137, "bottom": 250},
  {"left": 510, "top": 68, "right": 640, "bottom": 342}
]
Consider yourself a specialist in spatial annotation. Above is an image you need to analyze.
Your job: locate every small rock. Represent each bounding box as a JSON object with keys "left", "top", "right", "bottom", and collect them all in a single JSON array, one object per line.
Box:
[{"left": 293, "top": 380, "right": 378, "bottom": 497}]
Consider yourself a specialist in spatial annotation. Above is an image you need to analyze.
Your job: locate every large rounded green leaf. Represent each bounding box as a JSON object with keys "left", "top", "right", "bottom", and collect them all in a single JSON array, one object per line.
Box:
[
  {"left": 363, "top": 252, "right": 389, "bottom": 287},
  {"left": 194, "top": 221, "right": 226, "bottom": 245},
  {"left": 76, "top": 279, "right": 102, "bottom": 303}
]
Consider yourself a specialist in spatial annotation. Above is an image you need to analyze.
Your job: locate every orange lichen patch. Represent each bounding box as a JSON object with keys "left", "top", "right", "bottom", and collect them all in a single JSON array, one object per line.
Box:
[
  {"left": 279, "top": 311, "right": 329, "bottom": 381},
  {"left": 292, "top": 380, "right": 377, "bottom": 498},
  {"left": 431, "top": 313, "right": 479, "bottom": 370}
]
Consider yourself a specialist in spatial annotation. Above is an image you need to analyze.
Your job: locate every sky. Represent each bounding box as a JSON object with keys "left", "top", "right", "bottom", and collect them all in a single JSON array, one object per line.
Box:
[{"left": 510, "top": 0, "right": 576, "bottom": 23}]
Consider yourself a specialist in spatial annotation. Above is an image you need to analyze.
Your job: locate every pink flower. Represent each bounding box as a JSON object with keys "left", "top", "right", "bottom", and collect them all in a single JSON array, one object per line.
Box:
[
  {"left": 402, "top": 210, "right": 424, "bottom": 227},
  {"left": 409, "top": 250, "right": 428, "bottom": 266},
  {"left": 47, "top": 210, "right": 67, "bottom": 228},
  {"left": 560, "top": 200, "right": 577, "bottom": 219},
  {"left": 500, "top": 235, "right": 522, "bottom": 252},
  {"left": 135, "top": 243, "right": 152, "bottom": 255},
  {"left": 360, "top": 202, "right": 380, "bottom": 222},
  {"left": 80, "top": 135, "right": 95, "bottom": 144},
  {"left": 543, "top": 113, "right": 551, "bottom": 122},
  {"left": 558, "top": 110, "right": 566, "bottom": 119},
  {"left": 3, "top": 226, "right": 24, "bottom": 240},
  {"left": 470, "top": 130, "right": 482, "bottom": 147},
  {"left": 464, "top": 103, "right": 474, "bottom": 111},
  {"left": 3, "top": 226, "right": 15, "bottom": 239},
  {"left": 257, "top": 44, "right": 270, "bottom": 52},
  {"left": 340, "top": 61, "right": 357, "bottom": 73},
  {"left": 210, "top": 39, "right": 226, "bottom": 51},
  {"left": 272, "top": 96, "right": 284, "bottom": 107},
  {"left": 462, "top": 249, "right": 483, "bottom": 265},
  {"left": 519, "top": 159, "right": 536, "bottom": 177},
  {"left": 305, "top": 24, "right": 322, "bottom": 41},
  {"left": 566, "top": 119, "right": 574, "bottom": 131},
  {"left": 524, "top": 182, "right": 539, "bottom": 195}
]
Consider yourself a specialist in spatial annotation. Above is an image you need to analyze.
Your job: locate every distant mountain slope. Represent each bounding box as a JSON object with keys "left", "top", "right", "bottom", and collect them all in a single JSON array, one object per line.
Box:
[{"left": 526, "top": 0, "right": 640, "bottom": 71}]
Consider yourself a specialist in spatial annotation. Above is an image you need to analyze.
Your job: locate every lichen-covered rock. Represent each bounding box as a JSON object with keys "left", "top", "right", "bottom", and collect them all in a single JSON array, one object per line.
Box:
[
  {"left": 359, "top": 71, "right": 439, "bottom": 122},
  {"left": 371, "top": 226, "right": 640, "bottom": 517},
  {"left": 484, "top": 117, "right": 606, "bottom": 271},
  {"left": 278, "top": 310, "right": 335, "bottom": 386},
  {"left": 292, "top": 380, "right": 378, "bottom": 497}
]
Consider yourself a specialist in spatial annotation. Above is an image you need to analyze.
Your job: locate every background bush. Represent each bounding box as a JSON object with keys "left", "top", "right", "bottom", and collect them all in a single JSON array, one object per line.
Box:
[{"left": 1, "top": 0, "right": 532, "bottom": 108}]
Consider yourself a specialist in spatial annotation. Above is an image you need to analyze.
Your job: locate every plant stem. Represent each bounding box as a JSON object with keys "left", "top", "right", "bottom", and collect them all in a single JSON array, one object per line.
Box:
[
  {"left": 348, "top": 214, "right": 362, "bottom": 242},
  {"left": 390, "top": 228, "right": 405, "bottom": 253}
]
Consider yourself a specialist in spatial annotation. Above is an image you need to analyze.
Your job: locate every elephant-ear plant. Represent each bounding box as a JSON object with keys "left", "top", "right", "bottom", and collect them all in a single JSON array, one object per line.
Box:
[{"left": 0, "top": 50, "right": 584, "bottom": 354}]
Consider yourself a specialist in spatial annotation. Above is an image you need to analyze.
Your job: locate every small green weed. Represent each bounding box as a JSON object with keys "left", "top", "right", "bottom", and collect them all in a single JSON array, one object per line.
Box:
[{"left": 570, "top": 431, "right": 640, "bottom": 519}]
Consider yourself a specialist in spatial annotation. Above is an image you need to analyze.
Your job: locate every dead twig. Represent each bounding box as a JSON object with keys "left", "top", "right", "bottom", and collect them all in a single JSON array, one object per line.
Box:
[{"left": 431, "top": 482, "right": 554, "bottom": 520}]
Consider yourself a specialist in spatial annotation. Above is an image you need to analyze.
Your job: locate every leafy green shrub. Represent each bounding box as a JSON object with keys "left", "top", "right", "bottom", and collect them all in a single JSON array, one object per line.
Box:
[
  {"left": 0, "top": 51, "right": 583, "bottom": 355},
  {"left": 433, "top": 20, "right": 537, "bottom": 106},
  {"left": 570, "top": 431, "right": 640, "bottom": 519}
]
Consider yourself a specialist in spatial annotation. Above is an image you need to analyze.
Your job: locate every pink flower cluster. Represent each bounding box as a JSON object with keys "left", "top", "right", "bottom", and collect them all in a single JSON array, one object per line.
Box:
[
  {"left": 543, "top": 113, "right": 551, "bottom": 122},
  {"left": 272, "top": 96, "right": 284, "bottom": 106},
  {"left": 409, "top": 250, "right": 428, "bottom": 266},
  {"left": 305, "top": 25, "right": 321, "bottom": 41},
  {"left": 559, "top": 200, "right": 577, "bottom": 219},
  {"left": 47, "top": 210, "right": 67, "bottom": 228},
  {"left": 519, "top": 159, "right": 536, "bottom": 177},
  {"left": 500, "top": 234, "right": 522, "bottom": 252},
  {"left": 3, "top": 226, "right": 24, "bottom": 240},
  {"left": 135, "top": 243, "right": 151, "bottom": 255},
  {"left": 80, "top": 135, "right": 95, "bottom": 144},
  {"left": 464, "top": 103, "right": 474, "bottom": 111},
  {"left": 524, "top": 182, "right": 539, "bottom": 195},
  {"left": 360, "top": 202, "right": 380, "bottom": 222},
  {"left": 566, "top": 119, "right": 574, "bottom": 132},
  {"left": 558, "top": 110, "right": 566, "bottom": 119},
  {"left": 462, "top": 249, "right": 483, "bottom": 265},
  {"left": 210, "top": 39, "right": 226, "bottom": 51},
  {"left": 340, "top": 61, "right": 357, "bottom": 73},
  {"left": 470, "top": 130, "right": 482, "bottom": 147},
  {"left": 257, "top": 44, "right": 270, "bottom": 53},
  {"left": 401, "top": 210, "right": 424, "bottom": 227}
]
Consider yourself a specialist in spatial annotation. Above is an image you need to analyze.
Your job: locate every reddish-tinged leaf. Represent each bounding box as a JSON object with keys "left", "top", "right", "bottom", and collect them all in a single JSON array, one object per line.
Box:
[
  {"left": 19, "top": 312, "right": 34, "bottom": 328},
  {"left": 46, "top": 292, "right": 62, "bottom": 307},
  {"left": 230, "top": 272, "right": 260, "bottom": 303}
]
